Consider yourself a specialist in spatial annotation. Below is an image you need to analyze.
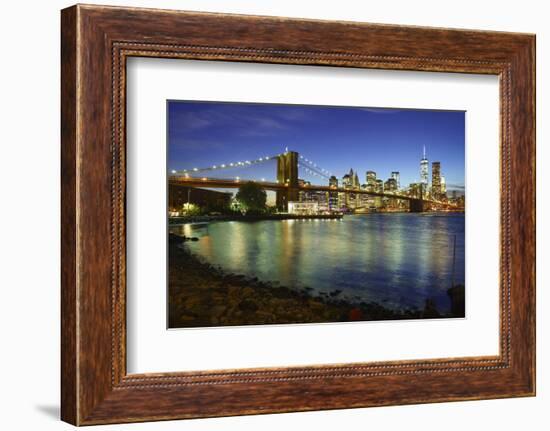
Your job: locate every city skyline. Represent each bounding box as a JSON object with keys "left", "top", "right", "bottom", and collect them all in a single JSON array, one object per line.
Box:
[
  {"left": 167, "top": 100, "right": 466, "bottom": 328},
  {"left": 168, "top": 100, "right": 465, "bottom": 193}
]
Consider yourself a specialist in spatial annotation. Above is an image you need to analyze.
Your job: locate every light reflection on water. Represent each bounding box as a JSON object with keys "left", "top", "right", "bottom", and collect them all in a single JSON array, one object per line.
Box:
[{"left": 170, "top": 213, "right": 465, "bottom": 313}]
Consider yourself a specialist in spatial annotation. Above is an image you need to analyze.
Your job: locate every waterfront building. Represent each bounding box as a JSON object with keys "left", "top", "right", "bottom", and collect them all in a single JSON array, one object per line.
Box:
[
  {"left": 298, "top": 179, "right": 330, "bottom": 213},
  {"left": 441, "top": 175, "right": 447, "bottom": 200},
  {"left": 288, "top": 201, "right": 319, "bottom": 215},
  {"left": 432, "top": 161, "right": 442, "bottom": 199},
  {"left": 420, "top": 145, "right": 429, "bottom": 187}
]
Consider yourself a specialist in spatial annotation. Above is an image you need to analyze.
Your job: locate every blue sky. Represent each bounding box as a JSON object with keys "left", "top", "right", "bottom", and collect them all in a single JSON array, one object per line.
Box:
[{"left": 168, "top": 100, "right": 465, "bottom": 192}]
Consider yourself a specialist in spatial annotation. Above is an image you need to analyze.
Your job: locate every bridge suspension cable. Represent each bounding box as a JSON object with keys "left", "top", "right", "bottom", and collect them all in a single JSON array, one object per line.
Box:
[
  {"left": 298, "top": 162, "right": 330, "bottom": 180},
  {"left": 170, "top": 149, "right": 334, "bottom": 181},
  {"left": 298, "top": 154, "right": 332, "bottom": 179},
  {"left": 170, "top": 153, "right": 279, "bottom": 176}
]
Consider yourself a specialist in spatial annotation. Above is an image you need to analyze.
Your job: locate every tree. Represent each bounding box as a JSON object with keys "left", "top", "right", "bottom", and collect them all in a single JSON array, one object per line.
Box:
[
  {"left": 235, "top": 182, "right": 267, "bottom": 214},
  {"left": 181, "top": 203, "right": 201, "bottom": 216}
]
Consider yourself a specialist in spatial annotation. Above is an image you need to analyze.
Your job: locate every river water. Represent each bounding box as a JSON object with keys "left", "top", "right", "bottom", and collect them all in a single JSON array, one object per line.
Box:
[{"left": 170, "top": 213, "right": 465, "bottom": 314}]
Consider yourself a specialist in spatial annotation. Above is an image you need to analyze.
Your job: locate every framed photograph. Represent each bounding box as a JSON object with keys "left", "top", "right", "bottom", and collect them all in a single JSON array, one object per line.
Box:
[
  {"left": 165, "top": 101, "right": 467, "bottom": 329},
  {"left": 61, "top": 4, "right": 535, "bottom": 425}
]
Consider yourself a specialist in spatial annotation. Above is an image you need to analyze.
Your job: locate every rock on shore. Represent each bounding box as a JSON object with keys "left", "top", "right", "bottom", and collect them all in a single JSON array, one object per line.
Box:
[{"left": 168, "top": 233, "right": 429, "bottom": 328}]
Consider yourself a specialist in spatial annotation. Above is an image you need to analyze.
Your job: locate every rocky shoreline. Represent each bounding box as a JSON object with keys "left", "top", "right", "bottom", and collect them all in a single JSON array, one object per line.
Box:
[{"left": 168, "top": 233, "right": 458, "bottom": 328}]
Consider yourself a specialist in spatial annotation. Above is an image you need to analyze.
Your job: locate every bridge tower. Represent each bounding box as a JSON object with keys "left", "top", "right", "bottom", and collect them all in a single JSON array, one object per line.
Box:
[
  {"left": 276, "top": 151, "right": 299, "bottom": 210},
  {"left": 410, "top": 183, "right": 426, "bottom": 212},
  {"left": 409, "top": 199, "right": 426, "bottom": 212}
]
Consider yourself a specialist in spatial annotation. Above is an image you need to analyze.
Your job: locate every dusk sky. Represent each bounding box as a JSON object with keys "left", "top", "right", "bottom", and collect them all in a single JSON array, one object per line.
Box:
[{"left": 168, "top": 100, "right": 465, "bottom": 194}]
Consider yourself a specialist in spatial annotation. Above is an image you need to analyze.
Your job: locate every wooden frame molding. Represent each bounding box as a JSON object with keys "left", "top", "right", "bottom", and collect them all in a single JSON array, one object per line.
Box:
[{"left": 61, "top": 4, "right": 535, "bottom": 425}]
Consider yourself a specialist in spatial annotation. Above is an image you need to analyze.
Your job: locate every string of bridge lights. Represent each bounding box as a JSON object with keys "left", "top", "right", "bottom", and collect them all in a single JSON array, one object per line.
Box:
[
  {"left": 170, "top": 154, "right": 278, "bottom": 176},
  {"left": 298, "top": 155, "right": 332, "bottom": 178},
  {"left": 298, "top": 161, "right": 331, "bottom": 179},
  {"left": 170, "top": 149, "right": 333, "bottom": 181}
]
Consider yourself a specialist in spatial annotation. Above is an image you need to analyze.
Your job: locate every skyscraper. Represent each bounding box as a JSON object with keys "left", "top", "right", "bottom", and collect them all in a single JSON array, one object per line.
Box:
[
  {"left": 342, "top": 173, "right": 351, "bottom": 188},
  {"left": 432, "top": 161, "right": 441, "bottom": 199},
  {"left": 366, "top": 171, "right": 377, "bottom": 191},
  {"left": 328, "top": 175, "right": 339, "bottom": 211},
  {"left": 420, "top": 146, "right": 429, "bottom": 186},
  {"left": 341, "top": 172, "right": 351, "bottom": 209},
  {"left": 441, "top": 175, "right": 446, "bottom": 196},
  {"left": 345, "top": 168, "right": 359, "bottom": 189},
  {"left": 391, "top": 171, "right": 400, "bottom": 190},
  {"left": 353, "top": 171, "right": 360, "bottom": 189},
  {"left": 346, "top": 168, "right": 359, "bottom": 208},
  {"left": 385, "top": 178, "right": 398, "bottom": 209},
  {"left": 385, "top": 178, "right": 397, "bottom": 192},
  {"left": 374, "top": 179, "right": 384, "bottom": 208}
]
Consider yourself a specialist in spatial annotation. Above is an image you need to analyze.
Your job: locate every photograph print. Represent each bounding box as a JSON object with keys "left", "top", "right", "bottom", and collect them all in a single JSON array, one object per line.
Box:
[{"left": 167, "top": 100, "right": 466, "bottom": 329}]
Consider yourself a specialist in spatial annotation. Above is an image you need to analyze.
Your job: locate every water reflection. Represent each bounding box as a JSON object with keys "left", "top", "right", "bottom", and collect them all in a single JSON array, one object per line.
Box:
[{"left": 170, "top": 213, "right": 465, "bottom": 313}]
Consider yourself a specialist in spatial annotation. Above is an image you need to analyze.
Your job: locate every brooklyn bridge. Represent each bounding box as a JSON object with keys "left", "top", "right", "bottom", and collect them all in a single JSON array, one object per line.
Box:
[{"left": 169, "top": 150, "right": 460, "bottom": 212}]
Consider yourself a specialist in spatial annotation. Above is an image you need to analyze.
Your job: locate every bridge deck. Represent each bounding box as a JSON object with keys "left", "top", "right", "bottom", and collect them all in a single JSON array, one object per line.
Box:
[{"left": 168, "top": 176, "right": 453, "bottom": 205}]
